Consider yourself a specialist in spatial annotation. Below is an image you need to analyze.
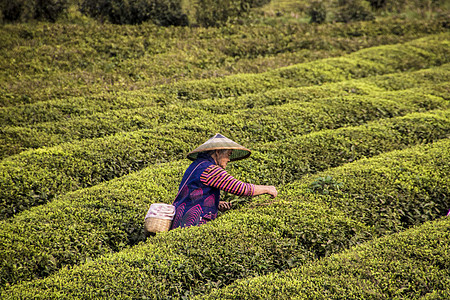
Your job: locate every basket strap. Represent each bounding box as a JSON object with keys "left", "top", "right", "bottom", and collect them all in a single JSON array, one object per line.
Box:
[{"left": 173, "top": 161, "right": 208, "bottom": 202}]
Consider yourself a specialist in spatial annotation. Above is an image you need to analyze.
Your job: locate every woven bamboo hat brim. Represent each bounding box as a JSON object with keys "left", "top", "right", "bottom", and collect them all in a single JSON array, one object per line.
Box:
[{"left": 187, "top": 133, "right": 251, "bottom": 162}]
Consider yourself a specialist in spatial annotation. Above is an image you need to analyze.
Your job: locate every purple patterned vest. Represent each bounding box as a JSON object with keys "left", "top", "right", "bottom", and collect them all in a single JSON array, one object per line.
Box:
[{"left": 170, "top": 154, "right": 220, "bottom": 229}]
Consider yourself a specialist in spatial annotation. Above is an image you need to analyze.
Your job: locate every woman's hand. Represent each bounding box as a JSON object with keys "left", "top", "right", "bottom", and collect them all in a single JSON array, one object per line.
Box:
[
  {"left": 218, "top": 201, "right": 232, "bottom": 212},
  {"left": 253, "top": 185, "right": 278, "bottom": 198},
  {"left": 266, "top": 186, "right": 278, "bottom": 198}
]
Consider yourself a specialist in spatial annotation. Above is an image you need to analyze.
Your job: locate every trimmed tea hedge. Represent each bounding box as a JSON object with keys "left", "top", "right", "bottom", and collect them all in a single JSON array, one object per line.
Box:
[
  {"left": 1, "top": 138, "right": 449, "bottom": 298},
  {"left": 0, "top": 161, "right": 186, "bottom": 288},
  {"left": 0, "top": 133, "right": 191, "bottom": 219},
  {"left": 188, "top": 67, "right": 450, "bottom": 113},
  {"left": 198, "top": 217, "right": 450, "bottom": 299},
  {"left": 0, "top": 113, "right": 448, "bottom": 288},
  {"left": 1, "top": 199, "right": 372, "bottom": 297},
  {"left": 0, "top": 105, "right": 210, "bottom": 158}
]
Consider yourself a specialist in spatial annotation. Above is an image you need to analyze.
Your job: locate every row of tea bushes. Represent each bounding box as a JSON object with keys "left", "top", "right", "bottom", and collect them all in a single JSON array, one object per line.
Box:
[
  {"left": 320, "top": 143, "right": 450, "bottom": 232},
  {"left": 0, "top": 105, "right": 210, "bottom": 158},
  {"left": 0, "top": 35, "right": 448, "bottom": 130},
  {"left": 2, "top": 83, "right": 448, "bottom": 218},
  {"left": 1, "top": 65, "right": 448, "bottom": 163},
  {"left": 244, "top": 109, "right": 450, "bottom": 185},
  {"left": 1, "top": 77, "right": 448, "bottom": 159},
  {"left": 2, "top": 36, "right": 449, "bottom": 129},
  {"left": 2, "top": 61, "right": 448, "bottom": 128},
  {"left": 0, "top": 160, "right": 186, "bottom": 288},
  {"left": 1, "top": 17, "right": 447, "bottom": 106},
  {"left": 2, "top": 138, "right": 449, "bottom": 298},
  {"left": 0, "top": 132, "right": 192, "bottom": 219},
  {"left": 198, "top": 217, "right": 450, "bottom": 299},
  {"left": 1, "top": 198, "right": 372, "bottom": 297},
  {"left": 152, "top": 33, "right": 449, "bottom": 103},
  {"left": 0, "top": 90, "right": 165, "bottom": 127},
  {"left": 0, "top": 64, "right": 450, "bottom": 132},
  {"left": 1, "top": 112, "right": 448, "bottom": 288}
]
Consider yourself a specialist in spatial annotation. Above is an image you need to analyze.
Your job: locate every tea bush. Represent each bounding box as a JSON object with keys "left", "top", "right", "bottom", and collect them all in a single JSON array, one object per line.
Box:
[
  {"left": 229, "top": 110, "right": 450, "bottom": 187},
  {"left": 189, "top": 0, "right": 271, "bottom": 27},
  {"left": 2, "top": 138, "right": 449, "bottom": 298},
  {"left": 1, "top": 199, "right": 372, "bottom": 297},
  {"left": 0, "top": 105, "right": 209, "bottom": 157},
  {"left": 0, "top": 132, "right": 191, "bottom": 219},
  {"left": 0, "top": 112, "right": 448, "bottom": 287},
  {"left": 198, "top": 217, "right": 450, "bottom": 299},
  {"left": 308, "top": 1, "right": 327, "bottom": 24},
  {"left": 0, "top": 161, "right": 186, "bottom": 287},
  {"left": 335, "top": 0, "right": 375, "bottom": 23},
  {"left": 279, "top": 138, "right": 450, "bottom": 234}
]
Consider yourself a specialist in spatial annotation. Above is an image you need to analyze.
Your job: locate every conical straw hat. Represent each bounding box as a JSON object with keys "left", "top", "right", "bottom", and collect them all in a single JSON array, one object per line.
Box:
[{"left": 187, "top": 133, "right": 251, "bottom": 162}]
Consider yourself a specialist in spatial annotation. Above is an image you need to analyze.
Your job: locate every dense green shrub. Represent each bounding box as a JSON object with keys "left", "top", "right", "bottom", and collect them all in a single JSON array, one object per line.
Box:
[
  {"left": 335, "top": 0, "right": 375, "bottom": 23},
  {"left": 1, "top": 198, "right": 372, "bottom": 297},
  {"left": 198, "top": 217, "right": 450, "bottom": 299},
  {"left": 367, "top": 0, "right": 387, "bottom": 9},
  {"left": 186, "top": 0, "right": 271, "bottom": 27},
  {"left": 0, "top": 105, "right": 209, "bottom": 158},
  {"left": 308, "top": 0, "right": 327, "bottom": 24},
  {"left": 320, "top": 142, "right": 450, "bottom": 232},
  {"left": 0, "top": 161, "right": 185, "bottom": 287},
  {"left": 79, "top": 0, "right": 188, "bottom": 25},
  {"left": 0, "top": 0, "right": 68, "bottom": 23},
  {"left": 2, "top": 138, "right": 448, "bottom": 298},
  {"left": 0, "top": 111, "right": 448, "bottom": 288},
  {"left": 78, "top": 0, "right": 270, "bottom": 26}
]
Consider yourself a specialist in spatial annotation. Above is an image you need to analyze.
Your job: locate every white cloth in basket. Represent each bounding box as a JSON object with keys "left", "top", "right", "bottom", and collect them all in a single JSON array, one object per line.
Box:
[{"left": 145, "top": 203, "right": 176, "bottom": 220}]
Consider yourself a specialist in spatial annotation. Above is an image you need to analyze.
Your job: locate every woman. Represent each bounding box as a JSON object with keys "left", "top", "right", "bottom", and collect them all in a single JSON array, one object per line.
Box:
[{"left": 170, "top": 133, "right": 277, "bottom": 230}]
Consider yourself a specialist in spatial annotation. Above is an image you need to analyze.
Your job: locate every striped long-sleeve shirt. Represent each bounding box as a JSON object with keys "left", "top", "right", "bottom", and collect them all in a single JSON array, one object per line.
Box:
[{"left": 200, "top": 165, "right": 255, "bottom": 196}]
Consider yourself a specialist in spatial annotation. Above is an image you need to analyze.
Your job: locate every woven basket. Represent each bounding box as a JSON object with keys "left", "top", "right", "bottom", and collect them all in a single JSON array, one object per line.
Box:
[{"left": 144, "top": 217, "right": 172, "bottom": 233}]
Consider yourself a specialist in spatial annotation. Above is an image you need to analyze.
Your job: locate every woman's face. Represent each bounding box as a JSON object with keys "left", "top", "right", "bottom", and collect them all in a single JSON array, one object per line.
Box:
[{"left": 215, "top": 150, "right": 232, "bottom": 169}]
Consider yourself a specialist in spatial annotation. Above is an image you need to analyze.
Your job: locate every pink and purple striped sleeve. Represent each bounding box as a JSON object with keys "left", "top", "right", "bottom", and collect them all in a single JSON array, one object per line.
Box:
[{"left": 200, "top": 165, "right": 254, "bottom": 196}]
